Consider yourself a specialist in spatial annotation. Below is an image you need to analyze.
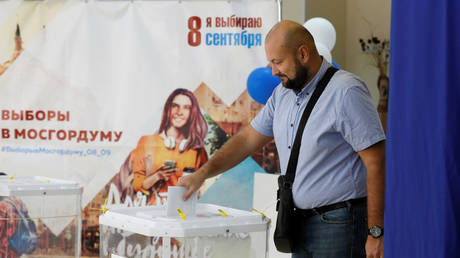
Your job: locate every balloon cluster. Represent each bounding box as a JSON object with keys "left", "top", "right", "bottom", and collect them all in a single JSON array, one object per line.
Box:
[
  {"left": 246, "top": 67, "right": 281, "bottom": 104},
  {"left": 303, "top": 17, "right": 336, "bottom": 63},
  {"left": 247, "top": 18, "right": 338, "bottom": 104}
]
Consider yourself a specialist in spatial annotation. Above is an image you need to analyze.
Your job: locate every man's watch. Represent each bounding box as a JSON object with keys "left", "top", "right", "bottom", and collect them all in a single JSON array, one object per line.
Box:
[{"left": 368, "top": 225, "right": 384, "bottom": 238}]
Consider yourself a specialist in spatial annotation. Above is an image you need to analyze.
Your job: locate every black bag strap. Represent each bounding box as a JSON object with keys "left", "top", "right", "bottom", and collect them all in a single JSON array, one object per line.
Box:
[{"left": 284, "top": 66, "right": 338, "bottom": 184}]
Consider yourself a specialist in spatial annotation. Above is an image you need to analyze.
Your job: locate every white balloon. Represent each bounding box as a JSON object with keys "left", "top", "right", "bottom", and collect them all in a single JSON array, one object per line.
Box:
[
  {"left": 303, "top": 17, "right": 336, "bottom": 51},
  {"left": 315, "top": 42, "right": 332, "bottom": 63}
]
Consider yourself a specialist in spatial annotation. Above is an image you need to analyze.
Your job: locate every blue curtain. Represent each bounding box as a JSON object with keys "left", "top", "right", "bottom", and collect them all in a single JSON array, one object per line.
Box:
[{"left": 386, "top": 0, "right": 460, "bottom": 257}]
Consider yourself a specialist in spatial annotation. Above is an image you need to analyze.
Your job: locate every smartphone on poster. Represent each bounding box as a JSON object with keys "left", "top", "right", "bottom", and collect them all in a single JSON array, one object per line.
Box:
[{"left": 164, "top": 160, "right": 176, "bottom": 169}]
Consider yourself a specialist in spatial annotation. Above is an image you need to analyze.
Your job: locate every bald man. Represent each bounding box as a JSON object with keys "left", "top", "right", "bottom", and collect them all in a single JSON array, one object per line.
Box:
[{"left": 179, "top": 20, "right": 385, "bottom": 258}]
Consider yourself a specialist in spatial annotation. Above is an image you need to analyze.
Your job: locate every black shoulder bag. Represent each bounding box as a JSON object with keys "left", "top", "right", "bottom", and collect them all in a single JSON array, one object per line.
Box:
[{"left": 274, "top": 66, "right": 338, "bottom": 253}]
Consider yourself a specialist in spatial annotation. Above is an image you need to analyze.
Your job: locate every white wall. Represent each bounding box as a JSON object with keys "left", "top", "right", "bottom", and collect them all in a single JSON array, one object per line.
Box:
[
  {"left": 281, "top": 0, "right": 305, "bottom": 23},
  {"left": 344, "top": 0, "right": 391, "bottom": 103},
  {"left": 283, "top": 0, "right": 391, "bottom": 104},
  {"left": 306, "top": 0, "right": 346, "bottom": 75}
]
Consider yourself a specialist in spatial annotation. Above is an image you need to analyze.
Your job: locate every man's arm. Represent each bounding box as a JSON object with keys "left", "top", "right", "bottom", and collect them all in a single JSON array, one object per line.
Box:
[
  {"left": 358, "top": 140, "right": 385, "bottom": 258},
  {"left": 179, "top": 125, "right": 273, "bottom": 200}
]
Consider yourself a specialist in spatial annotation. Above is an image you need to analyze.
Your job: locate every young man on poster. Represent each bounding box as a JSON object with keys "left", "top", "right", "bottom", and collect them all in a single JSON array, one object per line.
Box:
[{"left": 179, "top": 20, "right": 385, "bottom": 258}]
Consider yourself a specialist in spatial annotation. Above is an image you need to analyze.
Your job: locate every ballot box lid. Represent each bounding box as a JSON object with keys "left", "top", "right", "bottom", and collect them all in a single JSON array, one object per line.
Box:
[
  {"left": 99, "top": 203, "right": 270, "bottom": 237},
  {"left": 0, "top": 175, "right": 82, "bottom": 196}
]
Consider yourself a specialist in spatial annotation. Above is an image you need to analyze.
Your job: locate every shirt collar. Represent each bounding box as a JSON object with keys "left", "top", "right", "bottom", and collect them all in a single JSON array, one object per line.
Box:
[{"left": 296, "top": 58, "right": 332, "bottom": 98}]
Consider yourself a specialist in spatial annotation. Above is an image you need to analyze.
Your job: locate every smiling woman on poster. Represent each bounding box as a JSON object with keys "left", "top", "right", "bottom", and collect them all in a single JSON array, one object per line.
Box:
[{"left": 131, "top": 88, "right": 208, "bottom": 205}]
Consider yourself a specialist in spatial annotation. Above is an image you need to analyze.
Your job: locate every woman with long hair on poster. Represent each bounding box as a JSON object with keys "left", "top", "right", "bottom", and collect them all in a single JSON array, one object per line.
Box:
[{"left": 131, "top": 88, "right": 208, "bottom": 205}]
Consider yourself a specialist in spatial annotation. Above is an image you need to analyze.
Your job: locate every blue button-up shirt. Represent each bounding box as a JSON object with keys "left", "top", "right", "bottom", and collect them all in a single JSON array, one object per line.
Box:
[{"left": 251, "top": 60, "right": 385, "bottom": 209}]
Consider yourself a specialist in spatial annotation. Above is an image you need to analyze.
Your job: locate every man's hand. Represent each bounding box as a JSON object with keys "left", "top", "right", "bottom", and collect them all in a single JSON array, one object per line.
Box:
[
  {"left": 177, "top": 125, "right": 272, "bottom": 201},
  {"left": 366, "top": 236, "right": 384, "bottom": 258},
  {"left": 358, "top": 141, "right": 385, "bottom": 258},
  {"left": 178, "top": 172, "right": 206, "bottom": 201}
]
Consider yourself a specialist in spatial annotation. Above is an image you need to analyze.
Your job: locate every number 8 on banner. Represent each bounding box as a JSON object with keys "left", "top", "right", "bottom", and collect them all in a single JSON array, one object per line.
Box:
[{"left": 188, "top": 16, "right": 201, "bottom": 47}]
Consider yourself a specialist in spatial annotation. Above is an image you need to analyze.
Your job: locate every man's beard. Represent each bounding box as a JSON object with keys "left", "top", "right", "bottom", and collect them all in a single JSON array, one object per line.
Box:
[{"left": 281, "top": 61, "right": 309, "bottom": 92}]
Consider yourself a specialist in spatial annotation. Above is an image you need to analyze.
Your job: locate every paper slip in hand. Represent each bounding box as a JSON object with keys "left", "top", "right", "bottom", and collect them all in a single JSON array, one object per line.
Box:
[{"left": 166, "top": 186, "right": 197, "bottom": 218}]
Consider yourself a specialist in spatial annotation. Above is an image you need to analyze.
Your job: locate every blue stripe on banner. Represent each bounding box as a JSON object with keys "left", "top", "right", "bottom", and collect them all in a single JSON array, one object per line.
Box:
[{"left": 386, "top": 0, "right": 460, "bottom": 257}]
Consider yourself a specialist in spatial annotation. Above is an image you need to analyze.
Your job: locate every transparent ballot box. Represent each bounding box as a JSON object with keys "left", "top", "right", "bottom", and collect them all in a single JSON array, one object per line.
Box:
[
  {"left": 99, "top": 203, "right": 270, "bottom": 258},
  {"left": 0, "top": 175, "right": 82, "bottom": 257}
]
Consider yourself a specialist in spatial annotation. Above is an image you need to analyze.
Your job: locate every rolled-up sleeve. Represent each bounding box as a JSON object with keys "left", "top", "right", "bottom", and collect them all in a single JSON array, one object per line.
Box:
[{"left": 337, "top": 85, "right": 386, "bottom": 151}]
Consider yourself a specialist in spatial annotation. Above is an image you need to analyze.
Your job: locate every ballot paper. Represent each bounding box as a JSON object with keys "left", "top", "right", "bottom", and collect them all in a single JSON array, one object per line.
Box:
[{"left": 166, "top": 186, "right": 197, "bottom": 218}]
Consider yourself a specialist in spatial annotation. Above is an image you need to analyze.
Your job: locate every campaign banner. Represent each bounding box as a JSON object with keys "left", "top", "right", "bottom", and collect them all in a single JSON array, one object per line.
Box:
[{"left": 0, "top": 0, "right": 279, "bottom": 256}]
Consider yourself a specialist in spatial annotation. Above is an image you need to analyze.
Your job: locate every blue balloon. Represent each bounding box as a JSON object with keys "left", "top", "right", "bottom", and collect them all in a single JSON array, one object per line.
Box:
[
  {"left": 332, "top": 61, "right": 340, "bottom": 69},
  {"left": 246, "top": 67, "right": 281, "bottom": 104}
]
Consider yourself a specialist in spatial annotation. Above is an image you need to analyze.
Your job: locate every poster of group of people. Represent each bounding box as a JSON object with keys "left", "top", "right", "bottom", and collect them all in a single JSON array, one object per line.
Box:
[{"left": 0, "top": 0, "right": 279, "bottom": 256}]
